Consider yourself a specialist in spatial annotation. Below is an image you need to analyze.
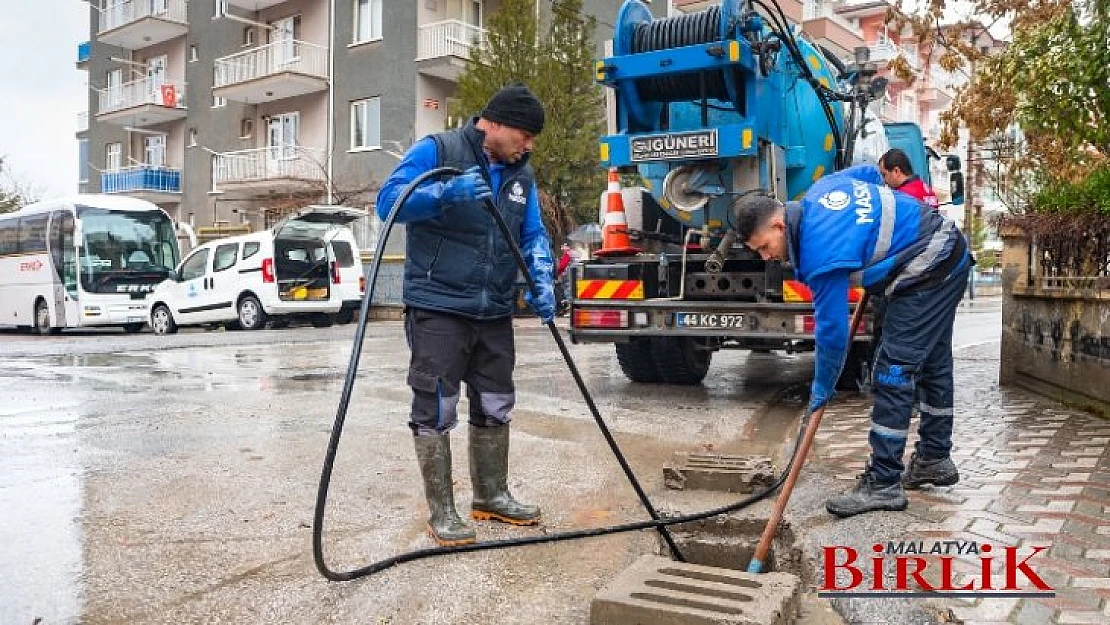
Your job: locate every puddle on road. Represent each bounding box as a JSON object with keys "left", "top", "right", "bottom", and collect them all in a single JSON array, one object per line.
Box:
[{"left": 0, "top": 400, "right": 84, "bottom": 624}]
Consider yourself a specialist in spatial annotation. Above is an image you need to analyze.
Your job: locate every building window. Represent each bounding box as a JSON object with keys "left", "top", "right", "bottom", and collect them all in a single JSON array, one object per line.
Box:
[
  {"left": 240, "top": 118, "right": 253, "bottom": 139},
  {"left": 78, "top": 139, "right": 89, "bottom": 184},
  {"left": 189, "top": 45, "right": 198, "bottom": 62},
  {"left": 213, "top": 95, "right": 227, "bottom": 108},
  {"left": 214, "top": 0, "right": 226, "bottom": 17},
  {"left": 351, "top": 97, "right": 381, "bottom": 150},
  {"left": 188, "top": 128, "right": 197, "bottom": 147},
  {"left": 243, "top": 27, "right": 255, "bottom": 47},
  {"left": 354, "top": 0, "right": 383, "bottom": 43},
  {"left": 106, "top": 68, "right": 123, "bottom": 107},
  {"left": 144, "top": 135, "right": 166, "bottom": 168},
  {"left": 105, "top": 142, "right": 122, "bottom": 172}
]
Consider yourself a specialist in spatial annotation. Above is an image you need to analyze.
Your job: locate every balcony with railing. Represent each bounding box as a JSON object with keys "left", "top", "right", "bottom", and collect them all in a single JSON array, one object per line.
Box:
[
  {"left": 802, "top": 3, "right": 864, "bottom": 56},
  {"left": 97, "top": 77, "right": 187, "bottom": 126},
  {"left": 225, "top": 0, "right": 288, "bottom": 10},
  {"left": 98, "top": 0, "right": 188, "bottom": 49},
  {"left": 920, "top": 68, "right": 957, "bottom": 104},
  {"left": 416, "top": 20, "right": 487, "bottom": 82},
  {"left": 77, "top": 41, "right": 91, "bottom": 69},
  {"left": 869, "top": 41, "right": 920, "bottom": 70},
  {"left": 101, "top": 165, "right": 182, "bottom": 203},
  {"left": 213, "top": 146, "right": 326, "bottom": 193},
  {"left": 213, "top": 40, "right": 329, "bottom": 105}
]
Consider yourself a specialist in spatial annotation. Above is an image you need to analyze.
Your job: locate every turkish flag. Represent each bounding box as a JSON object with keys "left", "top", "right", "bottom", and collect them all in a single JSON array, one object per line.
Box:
[{"left": 160, "top": 84, "right": 177, "bottom": 108}]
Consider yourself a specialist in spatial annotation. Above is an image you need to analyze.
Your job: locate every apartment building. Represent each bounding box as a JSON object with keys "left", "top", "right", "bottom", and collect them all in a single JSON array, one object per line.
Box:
[{"left": 76, "top": 0, "right": 654, "bottom": 251}]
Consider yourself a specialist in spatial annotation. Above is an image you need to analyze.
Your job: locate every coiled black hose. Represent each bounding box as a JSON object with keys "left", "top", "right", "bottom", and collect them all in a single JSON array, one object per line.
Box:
[
  {"left": 631, "top": 7, "right": 736, "bottom": 103},
  {"left": 312, "top": 167, "right": 808, "bottom": 582}
]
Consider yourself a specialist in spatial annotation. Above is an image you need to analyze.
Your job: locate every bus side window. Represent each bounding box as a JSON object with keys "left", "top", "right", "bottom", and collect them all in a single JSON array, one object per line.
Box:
[{"left": 0, "top": 219, "right": 17, "bottom": 255}]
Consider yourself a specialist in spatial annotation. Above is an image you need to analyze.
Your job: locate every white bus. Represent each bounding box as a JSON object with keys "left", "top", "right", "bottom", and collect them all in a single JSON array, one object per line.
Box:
[{"left": 0, "top": 195, "right": 180, "bottom": 334}]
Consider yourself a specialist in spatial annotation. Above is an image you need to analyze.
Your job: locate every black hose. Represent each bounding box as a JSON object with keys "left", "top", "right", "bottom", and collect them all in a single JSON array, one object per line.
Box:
[
  {"left": 311, "top": 167, "right": 817, "bottom": 582},
  {"left": 818, "top": 44, "right": 848, "bottom": 78}
]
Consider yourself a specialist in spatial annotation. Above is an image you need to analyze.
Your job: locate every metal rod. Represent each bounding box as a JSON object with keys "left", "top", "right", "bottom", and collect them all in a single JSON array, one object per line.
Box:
[{"left": 748, "top": 291, "right": 871, "bottom": 573}]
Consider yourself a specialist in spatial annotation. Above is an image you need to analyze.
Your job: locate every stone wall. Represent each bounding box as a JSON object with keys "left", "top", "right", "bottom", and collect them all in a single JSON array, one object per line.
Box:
[{"left": 999, "top": 226, "right": 1110, "bottom": 417}]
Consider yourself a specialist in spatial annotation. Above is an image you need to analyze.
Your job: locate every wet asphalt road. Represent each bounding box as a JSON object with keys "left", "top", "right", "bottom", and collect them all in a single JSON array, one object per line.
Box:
[
  {"left": 0, "top": 316, "right": 813, "bottom": 624},
  {"left": 0, "top": 301, "right": 1000, "bottom": 624}
]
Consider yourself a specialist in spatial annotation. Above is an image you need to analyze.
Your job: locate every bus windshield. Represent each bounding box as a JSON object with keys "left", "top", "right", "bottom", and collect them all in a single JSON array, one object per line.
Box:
[{"left": 77, "top": 207, "right": 179, "bottom": 294}]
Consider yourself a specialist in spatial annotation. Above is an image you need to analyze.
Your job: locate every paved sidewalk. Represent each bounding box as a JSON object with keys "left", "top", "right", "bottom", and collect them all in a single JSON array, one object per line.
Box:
[{"left": 808, "top": 341, "right": 1110, "bottom": 624}]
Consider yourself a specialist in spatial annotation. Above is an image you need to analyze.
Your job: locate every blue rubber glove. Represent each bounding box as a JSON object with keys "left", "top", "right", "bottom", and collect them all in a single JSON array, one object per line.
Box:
[
  {"left": 809, "top": 346, "right": 846, "bottom": 412},
  {"left": 522, "top": 237, "right": 556, "bottom": 323},
  {"left": 441, "top": 166, "right": 492, "bottom": 203}
]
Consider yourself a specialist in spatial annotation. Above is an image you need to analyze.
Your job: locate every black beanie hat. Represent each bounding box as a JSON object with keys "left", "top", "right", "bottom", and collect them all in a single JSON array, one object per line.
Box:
[{"left": 481, "top": 83, "right": 545, "bottom": 135}]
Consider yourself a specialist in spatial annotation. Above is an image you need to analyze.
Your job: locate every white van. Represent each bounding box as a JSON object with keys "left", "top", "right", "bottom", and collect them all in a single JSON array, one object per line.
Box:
[
  {"left": 147, "top": 206, "right": 365, "bottom": 334},
  {"left": 323, "top": 226, "right": 364, "bottom": 324}
]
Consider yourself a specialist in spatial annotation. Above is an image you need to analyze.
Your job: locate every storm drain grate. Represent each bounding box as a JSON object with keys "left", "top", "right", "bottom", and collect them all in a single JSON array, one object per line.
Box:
[
  {"left": 591, "top": 555, "right": 800, "bottom": 625},
  {"left": 664, "top": 453, "right": 776, "bottom": 493}
]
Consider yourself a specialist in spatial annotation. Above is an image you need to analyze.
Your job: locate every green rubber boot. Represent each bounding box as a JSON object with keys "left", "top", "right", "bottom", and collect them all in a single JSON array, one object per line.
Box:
[
  {"left": 469, "top": 424, "right": 541, "bottom": 525},
  {"left": 413, "top": 434, "right": 476, "bottom": 546}
]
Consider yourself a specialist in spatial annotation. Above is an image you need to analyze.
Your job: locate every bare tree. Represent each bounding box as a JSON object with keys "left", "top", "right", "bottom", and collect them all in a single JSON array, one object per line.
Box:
[{"left": 0, "top": 156, "right": 46, "bottom": 213}]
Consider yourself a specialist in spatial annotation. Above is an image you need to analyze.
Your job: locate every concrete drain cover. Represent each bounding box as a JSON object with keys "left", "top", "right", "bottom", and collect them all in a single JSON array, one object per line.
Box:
[
  {"left": 591, "top": 555, "right": 800, "bottom": 625},
  {"left": 663, "top": 453, "right": 775, "bottom": 493}
]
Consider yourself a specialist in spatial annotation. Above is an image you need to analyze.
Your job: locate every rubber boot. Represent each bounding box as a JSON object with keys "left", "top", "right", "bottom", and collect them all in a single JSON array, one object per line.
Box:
[
  {"left": 413, "top": 434, "right": 476, "bottom": 546},
  {"left": 469, "top": 424, "right": 541, "bottom": 525}
]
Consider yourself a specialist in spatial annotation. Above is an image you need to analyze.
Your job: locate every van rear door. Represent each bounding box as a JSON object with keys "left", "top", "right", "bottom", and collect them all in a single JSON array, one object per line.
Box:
[
  {"left": 272, "top": 206, "right": 367, "bottom": 302},
  {"left": 272, "top": 205, "right": 367, "bottom": 232}
]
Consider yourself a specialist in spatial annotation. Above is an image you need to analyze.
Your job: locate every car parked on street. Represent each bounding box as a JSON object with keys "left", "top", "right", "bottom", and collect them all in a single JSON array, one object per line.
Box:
[{"left": 147, "top": 206, "right": 366, "bottom": 334}]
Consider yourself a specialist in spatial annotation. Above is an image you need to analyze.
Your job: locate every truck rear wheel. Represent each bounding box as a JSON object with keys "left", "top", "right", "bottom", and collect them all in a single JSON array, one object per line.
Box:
[
  {"left": 650, "top": 337, "right": 712, "bottom": 385},
  {"left": 615, "top": 338, "right": 663, "bottom": 383},
  {"left": 836, "top": 341, "right": 873, "bottom": 392}
]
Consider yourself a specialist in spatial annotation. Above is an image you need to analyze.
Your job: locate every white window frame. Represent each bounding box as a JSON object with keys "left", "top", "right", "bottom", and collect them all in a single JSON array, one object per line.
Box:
[
  {"left": 350, "top": 97, "right": 381, "bottom": 151},
  {"left": 106, "top": 68, "right": 123, "bottom": 107},
  {"left": 144, "top": 134, "right": 166, "bottom": 168},
  {"left": 105, "top": 142, "right": 122, "bottom": 172},
  {"left": 448, "top": 0, "right": 482, "bottom": 27},
  {"left": 147, "top": 55, "right": 168, "bottom": 101},
  {"left": 211, "top": 68, "right": 226, "bottom": 107},
  {"left": 268, "top": 111, "right": 300, "bottom": 160},
  {"left": 353, "top": 0, "right": 383, "bottom": 44},
  {"left": 268, "top": 15, "right": 301, "bottom": 64}
]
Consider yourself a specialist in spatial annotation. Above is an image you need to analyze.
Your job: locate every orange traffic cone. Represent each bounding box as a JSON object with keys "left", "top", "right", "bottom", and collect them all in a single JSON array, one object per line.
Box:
[{"left": 595, "top": 168, "right": 642, "bottom": 257}]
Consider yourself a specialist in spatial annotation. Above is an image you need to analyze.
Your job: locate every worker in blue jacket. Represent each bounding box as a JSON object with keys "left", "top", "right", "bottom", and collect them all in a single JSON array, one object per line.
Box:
[
  {"left": 376, "top": 84, "right": 555, "bottom": 546},
  {"left": 736, "top": 165, "right": 971, "bottom": 517}
]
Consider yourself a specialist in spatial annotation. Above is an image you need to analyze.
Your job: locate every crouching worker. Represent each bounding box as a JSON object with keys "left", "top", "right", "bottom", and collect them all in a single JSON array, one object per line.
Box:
[
  {"left": 735, "top": 165, "right": 971, "bottom": 518},
  {"left": 376, "top": 84, "right": 556, "bottom": 545}
]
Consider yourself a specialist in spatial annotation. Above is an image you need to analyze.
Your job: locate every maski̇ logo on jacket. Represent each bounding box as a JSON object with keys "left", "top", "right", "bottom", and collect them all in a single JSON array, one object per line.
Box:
[
  {"left": 818, "top": 190, "right": 850, "bottom": 211},
  {"left": 509, "top": 181, "right": 527, "bottom": 204}
]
